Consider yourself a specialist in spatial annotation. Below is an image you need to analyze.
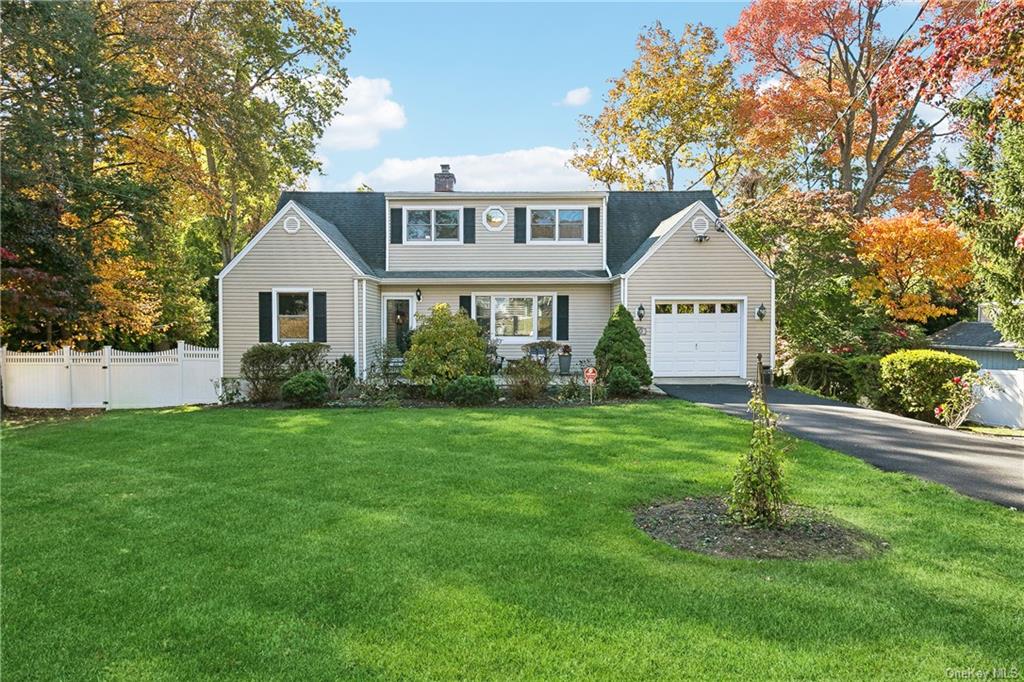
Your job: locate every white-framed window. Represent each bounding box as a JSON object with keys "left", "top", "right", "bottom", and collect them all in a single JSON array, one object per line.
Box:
[
  {"left": 474, "top": 294, "right": 554, "bottom": 341},
  {"left": 527, "top": 207, "right": 586, "bottom": 243},
  {"left": 404, "top": 207, "right": 462, "bottom": 243},
  {"left": 273, "top": 288, "right": 313, "bottom": 343}
]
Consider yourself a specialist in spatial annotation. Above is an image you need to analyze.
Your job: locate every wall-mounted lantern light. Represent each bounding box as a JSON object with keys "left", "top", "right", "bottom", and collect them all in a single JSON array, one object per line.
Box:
[
  {"left": 755, "top": 303, "right": 767, "bottom": 321},
  {"left": 636, "top": 304, "right": 646, "bottom": 321},
  {"left": 415, "top": 288, "right": 422, "bottom": 302}
]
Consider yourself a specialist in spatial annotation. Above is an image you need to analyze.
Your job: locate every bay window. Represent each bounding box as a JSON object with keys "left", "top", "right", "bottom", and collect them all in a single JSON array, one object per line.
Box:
[
  {"left": 474, "top": 294, "right": 554, "bottom": 341},
  {"left": 405, "top": 207, "right": 462, "bottom": 242},
  {"left": 528, "top": 207, "right": 586, "bottom": 242}
]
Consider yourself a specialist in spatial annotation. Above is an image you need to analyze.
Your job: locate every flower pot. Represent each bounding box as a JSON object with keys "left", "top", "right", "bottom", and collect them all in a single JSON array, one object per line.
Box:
[{"left": 558, "top": 353, "right": 572, "bottom": 376}]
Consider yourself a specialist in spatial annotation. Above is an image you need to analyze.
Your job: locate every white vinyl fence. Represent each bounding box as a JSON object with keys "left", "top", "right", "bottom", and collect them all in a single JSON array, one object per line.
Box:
[
  {"left": 1, "top": 342, "right": 220, "bottom": 409},
  {"left": 972, "top": 369, "right": 1024, "bottom": 429}
]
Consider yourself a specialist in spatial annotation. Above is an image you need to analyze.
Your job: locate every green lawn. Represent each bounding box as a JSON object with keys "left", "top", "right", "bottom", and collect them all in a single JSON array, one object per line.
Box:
[{"left": 3, "top": 403, "right": 1022, "bottom": 680}]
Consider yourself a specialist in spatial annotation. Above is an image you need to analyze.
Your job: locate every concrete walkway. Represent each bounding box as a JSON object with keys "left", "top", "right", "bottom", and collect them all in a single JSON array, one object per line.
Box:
[{"left": 658, "top": 383, "right": 1024, "bottom": 509}]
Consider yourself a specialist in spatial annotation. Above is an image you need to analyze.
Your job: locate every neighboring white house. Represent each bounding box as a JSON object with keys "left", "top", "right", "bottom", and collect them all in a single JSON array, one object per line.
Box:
[
  {"left": 929, "top": 307, "right": 1024, "bottom": 428},
  {"left": 217, "top": 165, "right": 776, "bottom": 382}
]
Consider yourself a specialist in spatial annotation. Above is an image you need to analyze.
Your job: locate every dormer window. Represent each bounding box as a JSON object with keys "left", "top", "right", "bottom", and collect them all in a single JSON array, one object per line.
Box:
[
  {"left": 405, "top": 207, "right": 462, "bottom": 242},
  {"left": 527, "top": 207, "right": 585, "bottom": 243}
]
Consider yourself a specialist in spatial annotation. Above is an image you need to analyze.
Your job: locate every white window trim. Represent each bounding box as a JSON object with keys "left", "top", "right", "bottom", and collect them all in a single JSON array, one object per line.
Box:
[
  {"left": 472, "top": 292, "right": 556, "bottom": 342},
  {"left": 402, "top": 206, "right": 463, "bottom": 244},
  {"left": 271, "top": 287, "right": 314, "bottom": 344},
  {"left": 380, "top": 294, "right": 418, "bottom": 345},
  {"left": 526, "top": 206, "right": 588, "bottom": 244}
]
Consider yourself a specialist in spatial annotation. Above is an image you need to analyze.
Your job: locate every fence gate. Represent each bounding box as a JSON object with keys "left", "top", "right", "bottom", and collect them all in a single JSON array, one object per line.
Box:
[{"left": 1, "top": 342, "right": 220, "bottom": 410}]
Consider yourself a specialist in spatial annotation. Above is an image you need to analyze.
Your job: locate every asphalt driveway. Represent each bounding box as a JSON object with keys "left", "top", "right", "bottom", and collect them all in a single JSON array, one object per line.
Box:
[{"left": 658, "top": 383, "right": 1024, "bottom": 509}]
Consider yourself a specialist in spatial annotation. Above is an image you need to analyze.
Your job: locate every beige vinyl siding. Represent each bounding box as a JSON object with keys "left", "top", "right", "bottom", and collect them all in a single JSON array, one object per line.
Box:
[
  {"left": 610, "top": 279, "right": 623, "bottom": 312},
  {"left": 381, "top": 284, "right": 611, "bottom": 361},
  {"left": 220, "top": 208, "right": 358, "bottom": 377},
  {"left": 361, "top": 279, "right": 381, "bottom": 372},
  {"left": 388, "top": 199, "right": 604, "bottom": 271},
  {"left": 626, "top": 215, "right": 774, "bottom": 378}
]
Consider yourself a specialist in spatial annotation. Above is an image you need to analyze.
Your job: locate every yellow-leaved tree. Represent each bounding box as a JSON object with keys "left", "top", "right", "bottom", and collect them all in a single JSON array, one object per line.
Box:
[{"left": 571, "top": 22, "right": 743, "bottom": 192}]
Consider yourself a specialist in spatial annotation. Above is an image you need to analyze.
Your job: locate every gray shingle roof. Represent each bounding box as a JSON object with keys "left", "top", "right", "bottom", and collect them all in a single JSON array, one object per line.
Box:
[
  {"left": 606, "top": 191, "right": 719, "bottom": 274},
  {"left": 277, "top": 191, "right": 386, "bottom": 273},
  {"left": 273, "top": 189, "right": 720, "bottom": 279},
  {"left": 929, "top": 322, "right": 1021, "bottom": 352},
  {"left": 381, "top": 270, "right": 608, "bottom": 280}
]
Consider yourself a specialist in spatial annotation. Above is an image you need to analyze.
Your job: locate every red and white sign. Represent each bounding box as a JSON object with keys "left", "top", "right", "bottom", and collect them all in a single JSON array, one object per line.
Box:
[{"left": 583, "top": 366, "right": 598, "bottom": 385}]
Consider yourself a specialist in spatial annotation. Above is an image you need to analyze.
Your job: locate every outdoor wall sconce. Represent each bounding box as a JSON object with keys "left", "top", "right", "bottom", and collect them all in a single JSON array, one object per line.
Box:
[
  {"left": 636, "top": 304, "right": 645, "bottom": 321},
  {"left": 755, "top": 303, "right": 767, "bottom": 321},
  {"left": 415, "top": 288, "right": 422, "bottom": 301}
]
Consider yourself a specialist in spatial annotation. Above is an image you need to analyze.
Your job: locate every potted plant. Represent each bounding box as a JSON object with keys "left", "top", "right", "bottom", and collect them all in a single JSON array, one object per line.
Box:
[{"left": 558, "top": 344, "right": 572, "bottom": 375}]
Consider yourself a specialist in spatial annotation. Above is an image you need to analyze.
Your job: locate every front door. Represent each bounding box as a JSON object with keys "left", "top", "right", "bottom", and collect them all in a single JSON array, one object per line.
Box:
[{"left": 385, "top": 298, "right": 412, "bottom": 353}]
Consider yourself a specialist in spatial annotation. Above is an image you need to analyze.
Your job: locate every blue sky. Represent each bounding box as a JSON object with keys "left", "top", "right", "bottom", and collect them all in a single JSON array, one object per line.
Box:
[{"left": 311, "top": 2, "right": 926, "bottom": 192}]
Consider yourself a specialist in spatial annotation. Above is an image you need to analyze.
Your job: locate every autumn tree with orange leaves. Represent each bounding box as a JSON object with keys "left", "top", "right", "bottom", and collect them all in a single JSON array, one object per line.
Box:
[
  {"left": 725, "top": 0, "right": 995, "bottom": 214},
  {"left": 853, "top": 211, "right": 973, "bottom": 323}
]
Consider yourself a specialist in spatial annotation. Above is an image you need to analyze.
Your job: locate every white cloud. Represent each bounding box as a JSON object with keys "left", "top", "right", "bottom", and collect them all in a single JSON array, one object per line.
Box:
[
  {"left": 320, "top": 76, "right": 406, "bottom": 151},
  {"left": 558, "top": 86, "right": 592, "bottom": 107},
  {"left": 341, "top": 147, "right": 600, "bottom": 192}
]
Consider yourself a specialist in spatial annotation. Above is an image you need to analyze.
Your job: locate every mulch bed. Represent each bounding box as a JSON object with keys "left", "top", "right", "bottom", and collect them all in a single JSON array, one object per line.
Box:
[
  {"left": 1, "top": 407, "right": 106, "bottom": 429},
  {"left": 635, "top": 496, "right": 888, "bottom": 561}
]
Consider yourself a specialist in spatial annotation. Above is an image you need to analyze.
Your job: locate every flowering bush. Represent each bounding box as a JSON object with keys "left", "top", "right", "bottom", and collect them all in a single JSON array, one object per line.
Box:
[{"left": 935, "top": 372, "right": 998, "bottom": 430}]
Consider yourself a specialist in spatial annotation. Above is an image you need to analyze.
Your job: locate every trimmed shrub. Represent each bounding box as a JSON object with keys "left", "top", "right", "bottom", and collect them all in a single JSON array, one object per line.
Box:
[
  {"left": 281, "top": 370, "right": 329, "bottom": 406},
  {"left": 287, "top": 342, "right": 330, "bottom": 374},
  {"left": 444, "top": 375, "right": 499, "bottom": 406},
  {"left": 790, "top": 352, "right": 856, "bottom": 402},
  {"left": 338, "top": 353, "right": 356, "bottom": 378},
  {"left": 240, "top": 343, "right": 292, "bottom": 402},
  {"left": 402, "top": 303, "right": 489, "bottom": 394},
  {"left": 845, "top": 354, "right": 882, "bottom": 407},
  {"left": 879, "top": 349, "right": 979, "bottom": 419},
  {"left": 606, "top": 366, "right": 641, "bottom": 397},
  {"left": 594, "top": 304, "right": 652, "bottom": 386},
  {"left": 503, "top": 357, "right": 550, "bottom": 401}
]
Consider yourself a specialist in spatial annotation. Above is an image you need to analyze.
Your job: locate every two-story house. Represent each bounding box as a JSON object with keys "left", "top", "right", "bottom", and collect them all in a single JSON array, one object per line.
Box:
[{"left": 218, "top": 165, "right": 776, "bottom": 381}]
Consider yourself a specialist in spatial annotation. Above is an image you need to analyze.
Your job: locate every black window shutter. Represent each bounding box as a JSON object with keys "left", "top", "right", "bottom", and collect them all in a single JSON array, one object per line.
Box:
[
  {"left": 514, "top": 207, "right": 526, "bottom": 243},
  {"left": 459, "top": 295, "right": 472, "bottom": 316},
  {"left": 258, "top": 292, "right": 272, "bottom": 342},
  {"left": 556, "top": 295, "right": 569, "bottom": 341},
  {"left": 588, "top": 207, "right": 601, "bottom": 244},
  {"left": 313, "top": 292, "right": 327, "bottom": 342},
  {"left": 390, "top": 208, "right": 403, "bottom": 244},
  {"left": 463, "top": 207, "right": 476, "bottom": 244}
]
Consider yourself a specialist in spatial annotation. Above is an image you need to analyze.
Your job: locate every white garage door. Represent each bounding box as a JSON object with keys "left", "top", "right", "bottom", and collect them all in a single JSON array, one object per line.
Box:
[{"left": 651, "top": 301, "right": 743, "bottom": 377}]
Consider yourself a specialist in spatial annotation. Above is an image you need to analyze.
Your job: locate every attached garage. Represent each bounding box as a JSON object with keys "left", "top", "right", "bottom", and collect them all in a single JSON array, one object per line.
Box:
[{"left": 650, "top": 300, "right": 744, "bottom": 377}]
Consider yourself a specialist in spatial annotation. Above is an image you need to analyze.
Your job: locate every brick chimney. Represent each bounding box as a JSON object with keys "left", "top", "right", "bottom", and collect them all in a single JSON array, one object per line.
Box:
[{"left": 434, "top": 164, "right": 455, "bottom": 192}]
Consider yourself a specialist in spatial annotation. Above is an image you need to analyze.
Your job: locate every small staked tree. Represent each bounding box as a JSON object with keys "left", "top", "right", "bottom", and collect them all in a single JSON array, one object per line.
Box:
[
  {"left": 729, "top": 362, "right": 786, "bottom": 526},
  {"left": 594, "top": 305, "right": 652, "bottom": 386}
]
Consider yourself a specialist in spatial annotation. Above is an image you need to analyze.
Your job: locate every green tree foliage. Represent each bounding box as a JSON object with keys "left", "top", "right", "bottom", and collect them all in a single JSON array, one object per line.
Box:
[
  {"left": 935, "top": 99, "right": 1024, "bottom": 351},
  {"left": 594, "top": 305, "right": 652, "bottom": 386},
  {"left": 0, "top": 0, "right": 351, "bottom": 349},
  {"left": 790, "top": 353, "right": 856, "bottom": 403},
  {"left": 401, "top": 304, "right": 489, "bottom": 394},
  {"left": 605, "top": 365, "right": 641, "bottom": 398}
]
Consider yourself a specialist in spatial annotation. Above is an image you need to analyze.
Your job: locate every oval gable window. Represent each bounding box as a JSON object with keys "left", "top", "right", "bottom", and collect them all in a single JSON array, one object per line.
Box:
[
  {"left": 283, "top": 216, "right": 300, "bottom": 233},
  {"left": 483, "top": 206, "right": 507, "bottom": 232}
]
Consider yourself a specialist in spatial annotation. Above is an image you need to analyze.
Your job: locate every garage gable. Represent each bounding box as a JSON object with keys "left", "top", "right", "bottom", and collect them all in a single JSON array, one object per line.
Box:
[{"left": 623, "top": 202, "right": 774, "bottom": 280}]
